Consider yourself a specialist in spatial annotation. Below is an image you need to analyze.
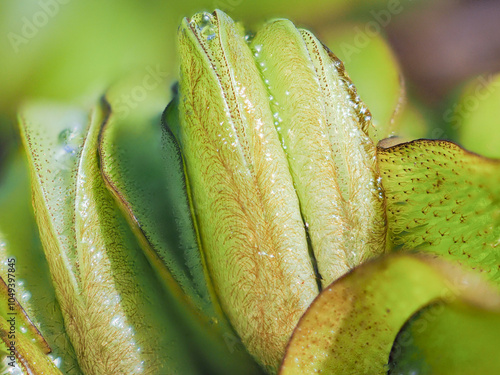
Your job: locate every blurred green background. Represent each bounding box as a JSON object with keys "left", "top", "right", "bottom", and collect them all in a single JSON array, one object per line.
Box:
[{"left": 1, "top": 0, "right": 500, "bottom": 164}]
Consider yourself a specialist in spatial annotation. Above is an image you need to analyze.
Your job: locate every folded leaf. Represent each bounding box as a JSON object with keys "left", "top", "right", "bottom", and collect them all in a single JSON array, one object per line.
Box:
[
  {"left": 100, "top": 76, "right": 213, "bottom": 317},
  {"left": 20, "top": 101, "right": 198, "bottom": 374},
  {"left": 378, "top": 140, "right": 500, "bottom": 285},
  {"left": 280, "top": 254, "right": 499, "bottom": 374},
  {"left": 176, "top": 10, "right": 319, "bottom": 371},
  {"left": 100, "top": 77, "right": 263, "bottom": 375},
  {"left": 251, "top": 19, "right": 387, "bottom": 287},
  {"left": 0, "top": 151, "right": 81, "bottom": 374}
]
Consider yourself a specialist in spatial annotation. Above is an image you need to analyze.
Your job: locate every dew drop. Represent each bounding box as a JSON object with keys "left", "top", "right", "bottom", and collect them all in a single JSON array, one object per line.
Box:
[
  {"left": 21, "top": 291, "right": 31, "bottom": 302},
  {"left": 53, "top": 357, "right": 62, "bottom": 368},
  {"left": 197, "top": 12, "right": 217, "bottom": 41}
]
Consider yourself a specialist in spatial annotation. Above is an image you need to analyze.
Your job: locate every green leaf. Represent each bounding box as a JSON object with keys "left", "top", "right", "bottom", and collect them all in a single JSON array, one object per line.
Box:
[
  {"left": 454, "top": 73, "right": 500, "bottom": 159},
  {"left": 280, "top": 254, "right": 500, "bottom": 374},
  {"left": 0, "top": 272, "right": 64, "bottom": 373},
  {"left": 378, "top": 140, "right": 500, "bottom": 285},
  {"left": 389, "top": 298, "right": 500, "bottom": 374},
  {"left": 100, "top": 76, "right": 213, "bottom": 316},
  {"left": 100, "top": 76, "right": 263, "bottom": 375},
  {"left": 251, "top": 18, "right": 387, "bottom": 287},
  {"left": 19, "top": 100, "right": 198, "bottom": 374},
  {"left": 0, "top": 151, "right": 81, "bottom": 374},
  {"left": 176, "top": 10, "right": 319, "bottom": 371},
  {"left": 0, "top": 310, "right": 62, "bottom": 374}
]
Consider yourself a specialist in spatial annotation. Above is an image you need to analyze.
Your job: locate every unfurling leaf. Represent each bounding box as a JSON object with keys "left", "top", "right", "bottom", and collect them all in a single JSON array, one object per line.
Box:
[
  {"left": 251, "top": 18, "right": 387, "bottom": 287},
  {"left": 19, "top": 101, "right": 197, "bottom": 374},
  {"left": 173, "top": 9, "right": 387, "bottom": 371},
  {"left": 175, "top": 11, "right": 319, "bottom": 371},
  {"left": 100, "top": 77, "right": 263, "bottom": 375},
  {"left": 10, "top": 7, "right": 500, "bottom": 375}
]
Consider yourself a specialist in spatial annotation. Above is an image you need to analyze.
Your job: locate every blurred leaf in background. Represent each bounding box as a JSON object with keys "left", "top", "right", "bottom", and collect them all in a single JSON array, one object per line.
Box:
[
  {"left": 0, "top": 0, "right": 411, "bottom": 114},
  {"left": 453, "top": 73, "right": 500, "bottom": 159}
]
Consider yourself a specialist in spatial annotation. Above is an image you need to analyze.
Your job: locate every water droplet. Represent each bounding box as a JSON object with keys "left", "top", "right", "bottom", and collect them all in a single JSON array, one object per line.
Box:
[
  {"left": 53, "top": 357, "right": 62, "bottom": 368},
  {"left": 10, "top": 367, "right": 23, "bottom": 375},
  {"left": 197, "top": 12, "right": 217, "bottom": 41},
  {"left": 21, "top": 291, "right": 31, "bottom": 302},
  {"left": 111, "top": 315, "right": 124, "bottom": 328},
  {"left": 54, "top": 146, "right": 76, "bottom": 171}
]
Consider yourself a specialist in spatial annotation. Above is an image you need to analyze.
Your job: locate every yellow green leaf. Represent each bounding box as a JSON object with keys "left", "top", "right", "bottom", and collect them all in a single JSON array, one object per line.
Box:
[
  {"left": 378, "top": 140, "right": 500, "bottom": 285},
  {"left": 0, "top": 151, "right": 81, "bottom": 374},
  {"left": 0, "top": 276, "right": 63, "bottom": 374},
  {"left": 100, "top": 76, "right": 263, "bottom": 375},
  {"left": 280, "top": 254, "right": 500, "bottom": 374},
  {"left": 176, "top": 10, "right": 318, "bottom": 371},
  {"left": 454, "top": 73, "right": 500, "bottom": 159},
  {"left": 390, "top": 297, "right": 500, "bottom": 374},
  {"left": 251, "top": 19, "right": 387, "bottom": 287},
  {"left": 19, "top": 100, "right": 198, "bottom": 374}
]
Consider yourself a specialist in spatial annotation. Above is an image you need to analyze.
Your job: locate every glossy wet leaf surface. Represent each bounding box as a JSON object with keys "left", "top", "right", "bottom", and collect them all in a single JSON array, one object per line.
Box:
[
  {"left": 5, "top": 7, "right": 500, "bottom": 375},
  {"left": 176, "top": 11, "right": 320, "bottom": 372},
  {"left": 378, "top": 140, "right": 500, "bottom": 285}
]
